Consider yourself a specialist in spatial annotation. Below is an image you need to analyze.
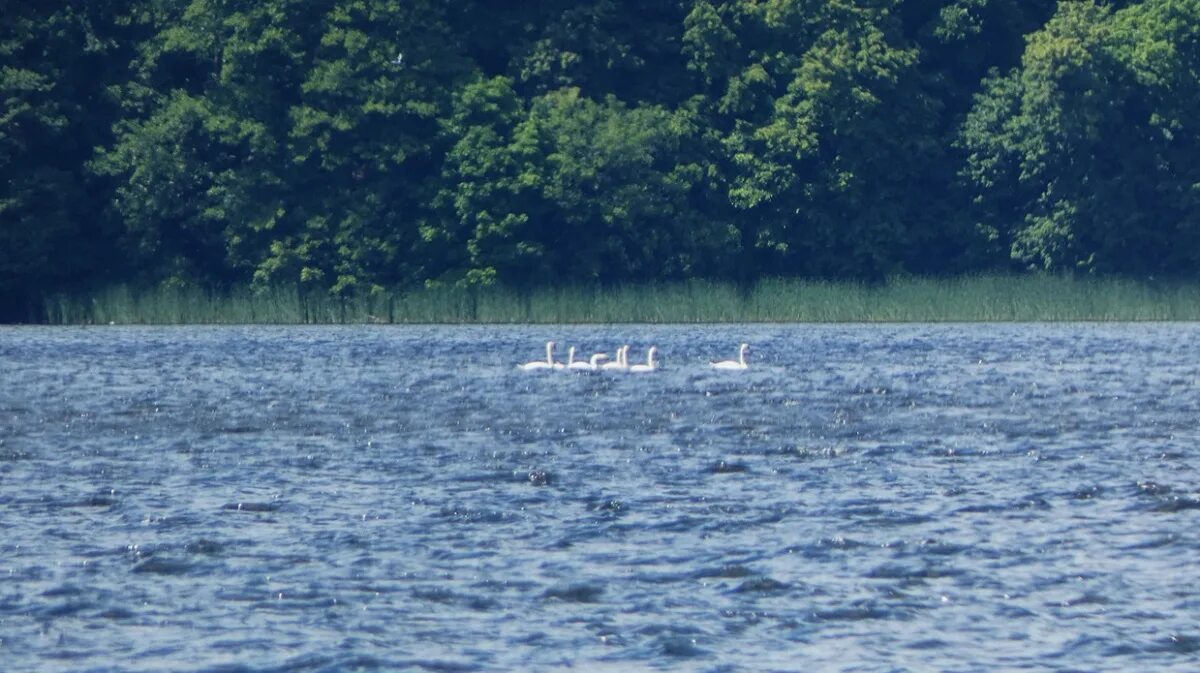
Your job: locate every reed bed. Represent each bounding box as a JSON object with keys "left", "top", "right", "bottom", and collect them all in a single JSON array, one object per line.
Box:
[{"left": 40, "top": 275, "right": 1200, "bottom": 324}]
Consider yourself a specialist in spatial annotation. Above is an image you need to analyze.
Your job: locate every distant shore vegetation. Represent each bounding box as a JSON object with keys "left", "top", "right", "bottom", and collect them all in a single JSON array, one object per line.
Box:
[
  {"left": 4, "top": 1, "right": 1200, "bottom": 322},
  {"left": 41, "top": 276, "right": 1200, "bottom": 324}
]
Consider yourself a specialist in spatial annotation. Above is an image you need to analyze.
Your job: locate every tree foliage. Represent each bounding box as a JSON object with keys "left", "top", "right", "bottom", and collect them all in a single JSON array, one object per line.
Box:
[
  {"left": 3, "top": 0, "right": 1199, "bottom": 319},
  {"left": 961, "top": 0, "right": 1200, "bottom": 274},
  {"left": 0, "top": 0, "right": 142, "bottom": 316}
]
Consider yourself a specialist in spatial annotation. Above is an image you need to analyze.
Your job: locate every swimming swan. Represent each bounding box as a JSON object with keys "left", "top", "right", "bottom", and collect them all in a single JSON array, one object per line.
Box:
[
  {"left": 570, "top": 352, "right": 609, "bottom": 371},
  {"left": 519, "top": 341, "right": 557, "bottom": 370},
  {"left": 629, "top": 346, "right": 658, "bottom": 373},
  {"left": 710, "top": 343, "right": 749, "bottom": 370},
  {"left": 555, "top": 346, "right": 577, "bottom": 370},
  {"left": 601, "top": 345, "right": 629, "bottom": 371}
]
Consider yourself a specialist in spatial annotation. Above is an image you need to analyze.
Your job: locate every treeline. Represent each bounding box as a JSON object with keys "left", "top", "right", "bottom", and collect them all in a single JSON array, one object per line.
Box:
[{"left": 2, "top": 0, "right": 1198, "bottom": 321}]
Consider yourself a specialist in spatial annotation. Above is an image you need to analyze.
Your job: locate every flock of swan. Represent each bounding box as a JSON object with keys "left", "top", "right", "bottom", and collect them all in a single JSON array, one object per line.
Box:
[{"left": 519, "top": 342, "right": 749, "bottom": 372}]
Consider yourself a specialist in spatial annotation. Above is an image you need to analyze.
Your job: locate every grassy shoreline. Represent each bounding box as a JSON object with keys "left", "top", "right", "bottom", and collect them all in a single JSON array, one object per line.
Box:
[{"left": 38, "top": 275, "right": 1200, "bottom": 325}]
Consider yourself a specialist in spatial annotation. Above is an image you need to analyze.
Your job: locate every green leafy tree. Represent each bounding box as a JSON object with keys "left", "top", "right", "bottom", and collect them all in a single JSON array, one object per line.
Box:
[
  {"left": 439, "top": 80, "right": 724, "bottom": 286},
  {"left": 97, "top": 0, "right": 470, "bottom": 294},
  {"left": 460, "top": 0, "right": 692, "bottom": 105},
  {"left": 960, "top": 0, "right": 1200, "bottom": 274},
  {"left": 1108, "top": 0, "right": 1200, "bottom": 273},
  {"left": 683, "top": 0, "right": 944, "bottom": 279},
  {"left": 10, "top": 0, "right": 1200, "bottom": 319},
  {"left": 275, "top": 0, "right": 471, "bottom": 294},
  {"left": 0, "top": 0, "right": 140, "bottom": 319},
  {"left": 95, "top": 0, "right": 317, "bottom": 287}
]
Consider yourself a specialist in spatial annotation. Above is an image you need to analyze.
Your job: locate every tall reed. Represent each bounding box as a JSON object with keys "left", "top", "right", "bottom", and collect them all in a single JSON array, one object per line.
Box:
[{"left": 39, "top": 275, "right": 1200, "bottom": 324}]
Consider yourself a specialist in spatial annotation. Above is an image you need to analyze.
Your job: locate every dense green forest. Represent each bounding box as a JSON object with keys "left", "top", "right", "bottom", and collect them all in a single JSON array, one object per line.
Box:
[{"left": 2, "top": 0, "right": 1198, "bottom": 321}]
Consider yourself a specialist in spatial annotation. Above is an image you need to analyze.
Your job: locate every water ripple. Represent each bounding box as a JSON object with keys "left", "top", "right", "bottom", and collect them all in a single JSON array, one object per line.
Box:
[{"left": 3, "top": 323, "right": 1200, "bottom": 672}]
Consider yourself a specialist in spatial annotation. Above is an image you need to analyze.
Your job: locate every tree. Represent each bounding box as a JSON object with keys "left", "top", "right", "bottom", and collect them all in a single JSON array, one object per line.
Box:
[
  {"left": 683, "top": 0, "right": 946, "bottom": 279},
  {"left": 438, "top": 80, "right": 724, "bottom": 286},
  {"left": 97, "top": 0, "right": 472, "bottom": 294},
  {"left": 95, "top": 0, "right": 319, "bottom": 288},
  {"left": 0, "top": 0, "right": 140, "bottom": 319},
  {"left": 960, "top": 0, "right": 1200, "bottom": 274}
]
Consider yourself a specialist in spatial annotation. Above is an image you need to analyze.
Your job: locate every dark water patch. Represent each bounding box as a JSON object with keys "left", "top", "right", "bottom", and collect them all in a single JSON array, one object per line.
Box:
[
  {"left": 795, "top": 536, "right": 869, "bottom": 556},
  {"left": 221, "top": 501, "right": 280, "bottom": 513},
  {"left": 1070, "top": 485, "right": 1104, "bottom": 500},
  {"left": 185, "top": 538, "right": 227, "bottom": 555},
  {"left": 452, "top": 470, "right": 515, "bottom": 484},
  {"left": 40, "top": 584, "right": 87, "bottom": 598},
  {"left": 870, "top": 510, "right": 936, "bottom": 527},
  {"left": 45, "top": 648, "right": 94, "bottom": 661},
  {"left": 1154, "top": 634, "right": 1200, "bottom": 654},
  {"left": 1122, "top": 534, "right": 1178, "bottom": 550},
  {"left": 906, "top": 539, "right": 971, "bottom": 557},
  {"left": 994, "top": 603, "right": 1039, "bottom": 619},
  {"left": 543, "top": 583, "right": 604, "bottom": 603},
  {"left": 627, "top": 623, "right": 713, "bottom": 659},
  {"left": 708, "top": 460, "right": 749, "bottom": 474},
  {"left": 131, "top": 555, "right": 198, "bottom": 576},
  {"left": 810, "top": 603, "right": 900, "bottom": 622},
  {"left": 1102, "top": 642, "right": 1144, "bottom": 657},
  {"left": 396, "top": 658, "right": 480, "bottom": 673},
  {"left": 866, "top": 562, "right": 962, "bottom": 581},
  {"left": 435, "top": 506, "right": 513, "bottom": 525},
  {"left": 731, "top": 577, "right": 789, "bottom": 594},
  {"left": 694, "top": 564, "right": 755, "bottom": 580},
  {"left": 38, "top": 599, "right": 98, "bottom": 619},
  {"left": 470, "top": 577, "right": 541, "bottom": 597},
  {"left": 1134, "top": 480, "right": 1173, "bottom": 496},
  {"left": 215, "top": 425, "right": 262, "bottom": 435},
  {"left": 411, "top": 587, "right": 458, "bottom": 604},
  {"left": 196, "top": 652, "right": 359, "bottom": 673},
  {"left": 1151, "top": 496, "right": 1200, "bottom": 513},
  {"left": 837, "top": 502, "right": 884, "bottom": 517},
  {"left": 97, "top": 606, "right": 136, "bottom": 620},
  {"left": 906, "top": 638, "right": 949, "bottom": 650},
  {"left": 953, "top": 494, "right": 1053, "bottom": 516},
  {"left": 1057, "top": 633, "right": 1117, "bottom": 660},
  {"left": 213, "top": 588, "right": 271, "bottom": 603},
  {"left": 49, "top": 493, "right": 120, "bottom": 509},
  {"left": 208, "top": 638, "right": 279, "bottom": 656},
  {"left": 1052, "top": 591, "right": 1112, "bottom": 608},
  {"left": 585, "top": 498, "right": 625, "bottom": 516},
  {"left": 657, "top": 635, "right": 709, "bottom": 658},
  {"left": 645, "top": 515, "right": 704, "bottom": 533}
]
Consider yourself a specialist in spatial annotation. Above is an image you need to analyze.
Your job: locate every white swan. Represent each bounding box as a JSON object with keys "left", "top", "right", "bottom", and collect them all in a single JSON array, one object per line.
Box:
[
  {"left": 519, "top": 340, "right": 557, "bottom": 370},
  {"left": 630, "top": 346, "right": 658, "bottom": 373},
  {"left": 555, "top": 346, "right": 577, "bottom": 370},
  {"left": 601, "top": 345, "right": 629, "bottom": 371},
  {"left": 570, "top": 352, "right": 608, "bottom": 371},
  {"left": 710, "top": 343, "right": 749, "bottom": 370}
]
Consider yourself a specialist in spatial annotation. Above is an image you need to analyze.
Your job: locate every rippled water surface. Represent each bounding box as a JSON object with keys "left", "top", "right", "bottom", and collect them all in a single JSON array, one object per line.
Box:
[{"left": 3, "top": 324, "right": 1200, "bottom": 672}]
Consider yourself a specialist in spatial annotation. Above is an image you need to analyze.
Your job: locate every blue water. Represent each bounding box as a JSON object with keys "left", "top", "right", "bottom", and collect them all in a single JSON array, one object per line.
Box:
[{"left": 2, "top": 324, "right": 1199, "bottom": 672}]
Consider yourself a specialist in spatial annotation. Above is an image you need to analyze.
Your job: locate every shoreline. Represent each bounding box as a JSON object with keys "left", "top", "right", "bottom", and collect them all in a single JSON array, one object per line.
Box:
[{"left": 34, "top": 275, "right": 1200, "bottom": 325}]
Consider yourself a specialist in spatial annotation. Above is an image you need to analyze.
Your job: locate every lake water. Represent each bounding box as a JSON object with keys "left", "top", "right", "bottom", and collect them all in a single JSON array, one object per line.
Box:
[{"left": 2, "top": 324, "right": 1199, "bottom": 672}]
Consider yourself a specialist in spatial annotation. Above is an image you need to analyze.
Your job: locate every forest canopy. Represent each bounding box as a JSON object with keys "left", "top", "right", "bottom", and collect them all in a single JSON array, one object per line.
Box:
[{"left": 2, "top": 0, "right": 1198, "bottom": 320}]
